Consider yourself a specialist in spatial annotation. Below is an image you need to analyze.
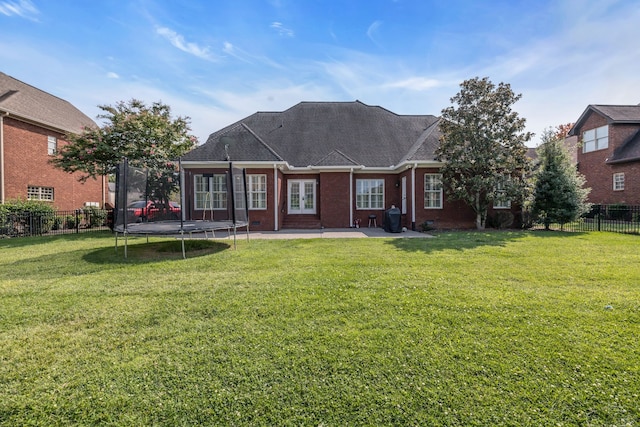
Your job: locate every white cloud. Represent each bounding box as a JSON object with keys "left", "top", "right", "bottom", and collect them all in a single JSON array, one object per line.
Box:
[
  {"left": 0, "top": 0, "right": 38, "bottom": 21},
  {"left": 270, "top": 22, "right": 294, "bottom": 37},
  {"left": 156, "top": 26, "right": 217, "bottom": 61},
  {"left": 366, "top": 20, "right": 383, "bottom": 44},
  {"left": 106, "top": 72, "right": 119, "bottom": 79},
  {"left": 384, "top": 77, "right": 443, "bottom": 91}
]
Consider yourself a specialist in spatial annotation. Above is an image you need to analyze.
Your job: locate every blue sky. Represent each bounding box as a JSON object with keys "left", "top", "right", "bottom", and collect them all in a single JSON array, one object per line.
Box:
[{"left": 1, "top": 0, "right": 639, "bottom": 146}]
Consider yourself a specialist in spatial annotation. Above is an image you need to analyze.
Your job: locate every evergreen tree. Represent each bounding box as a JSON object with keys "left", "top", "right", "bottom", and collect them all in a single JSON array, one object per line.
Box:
[{"left": 532, "top": 128, "right": 590, "bottom": 230}]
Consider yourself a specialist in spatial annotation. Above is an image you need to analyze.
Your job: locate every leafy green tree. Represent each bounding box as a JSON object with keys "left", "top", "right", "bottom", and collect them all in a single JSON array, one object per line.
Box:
[
  {"left": 532, "top": 128, "right": 590, "bottom": 230},
  {"left": 436, "top": 77, "right": 532, "bottom": 229},
  {"left": 52, "top": 99, "right": 196, "bottom": 180},
  {"left": 52, "top": 99, "right": 196, "bottom": 212}
]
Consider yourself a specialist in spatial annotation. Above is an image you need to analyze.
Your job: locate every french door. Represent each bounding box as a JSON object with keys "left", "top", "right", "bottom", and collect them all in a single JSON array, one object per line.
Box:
[{"left": 288, "top": 180, "right": 316, "bottom": 214}]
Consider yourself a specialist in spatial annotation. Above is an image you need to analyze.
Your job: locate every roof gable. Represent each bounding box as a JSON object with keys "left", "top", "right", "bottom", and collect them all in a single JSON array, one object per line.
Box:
[
  {"left": 184, "top": 101, "right": 441, "bottom": 167},
  {"left": 569, "top": 104, "right": 640, "bottom": 136},
  {"left": 0, "top": 72, "right": 95, "bottom": 133}
]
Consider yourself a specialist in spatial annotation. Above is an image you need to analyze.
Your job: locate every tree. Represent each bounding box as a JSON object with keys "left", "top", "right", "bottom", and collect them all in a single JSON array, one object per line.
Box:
[
  {"left": 531, "top": 127, "right": 590, "bottom": 230},
  {"left": 52, "top": 99, "right": 197, "bottom": 181},
  {"left": 436, "top": 77, "right": 532, "bottom": 229}
]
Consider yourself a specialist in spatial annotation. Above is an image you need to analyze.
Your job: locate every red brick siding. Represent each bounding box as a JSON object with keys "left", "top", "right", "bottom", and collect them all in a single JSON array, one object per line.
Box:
[
  {"left": 576, "top": 113, "right": 640, "bottom": 204},
  {"left": 319, "top": 172, "right": 350, "bottom": 228},
  {"left": 2, "top": 117, "right": 104, "bottom": 210}
]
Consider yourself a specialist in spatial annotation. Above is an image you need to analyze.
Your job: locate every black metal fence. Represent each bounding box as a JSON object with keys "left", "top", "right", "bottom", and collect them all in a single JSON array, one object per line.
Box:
[
  {"left": 530, "top": 204, "right": 640, "bottom": 234},
  {"left": 0, "top": 209, "right": 112, "bottom": 238}
]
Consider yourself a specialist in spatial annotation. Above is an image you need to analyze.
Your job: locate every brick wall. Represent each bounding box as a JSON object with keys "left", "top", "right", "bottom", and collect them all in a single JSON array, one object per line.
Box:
[
  {"left": 576, "top": 113, "right": 640, "bottom": 204},
  {"left": 2, "top": 117, "right": 104, "bottom": 210}
]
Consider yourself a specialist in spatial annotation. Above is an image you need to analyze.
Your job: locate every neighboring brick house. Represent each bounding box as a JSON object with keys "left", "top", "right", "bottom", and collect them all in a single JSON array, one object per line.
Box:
[
  {"left": 181, "top": 101, "right": 520, "bottom": 231},
  {"left": 569, "top": 105, "right": 640, "bottom": 205},
  {"left": 0, "top": 72, "right": 105, "bottom": 210}
]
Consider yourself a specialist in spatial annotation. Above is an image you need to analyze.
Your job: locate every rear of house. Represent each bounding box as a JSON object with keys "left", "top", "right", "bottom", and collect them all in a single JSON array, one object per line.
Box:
[
  {"left": 0, "top": 72, "right": 105, "bottom": 210},
  {"left": 181, "top": 101, "right": 518, "bottom": 231}
]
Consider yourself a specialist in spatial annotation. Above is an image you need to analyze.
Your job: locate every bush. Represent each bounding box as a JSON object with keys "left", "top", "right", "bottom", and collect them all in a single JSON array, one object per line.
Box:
[
  {"left": 488, "top": 211, "right": 514, "bottom": 229},
  {"left": 0, "top": 199, "right": 56, "bottom": 235},
  {"left": 65, "top": 215, "right": 78, "bottom": 230},
  {"left": 83, "top": 207, "right": 107, "bottom": 228},
  {"left": 420, "top": 220, "right": 435, "bottom": 232}
]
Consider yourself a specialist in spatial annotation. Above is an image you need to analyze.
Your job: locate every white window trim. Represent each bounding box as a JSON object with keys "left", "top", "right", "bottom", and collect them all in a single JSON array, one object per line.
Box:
[
  {"left": 194, "top": 174, "right": 228, "bottom": 210},
  {"left": 582, "top": 125, "right": 609, "bottom": 153},
  {"left": 424, "top": 173, "right": 443, "bottom": 209},
  {"left": 247, "top": 174, "right": 267, "bottom": 210},
  {"left": 613, "top": 172, "right": 625, "bottom": 191},
  {"left": 47, "top": 136, "right": 57, "bottom": 156},
  {"left": 356, "top": 179, "right": 385, "bottom": 210},
  {"left": 28, "top": 186, "right": 54, "bottom": 201},
  {"left": 493, "top": 176, "right": 512, "bottom": 209}
]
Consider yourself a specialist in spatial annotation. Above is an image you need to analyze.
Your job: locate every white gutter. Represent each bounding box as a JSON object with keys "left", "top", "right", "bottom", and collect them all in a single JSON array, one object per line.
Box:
[
  {"left": 411, "top": 163, "right": 417, "bottom": 230},
  {"left": 273, "top": 164, "right": 279, "bottom": 231},
  {"left": 0, "top": 112, "right": 6, "bottom": 204},
  {"left": 349, "top": 168, "right": 354, "bottom": 227}
]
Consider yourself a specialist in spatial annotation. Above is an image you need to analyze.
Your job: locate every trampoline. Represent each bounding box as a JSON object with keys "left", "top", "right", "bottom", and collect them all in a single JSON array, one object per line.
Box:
[{"left": 113, "top": 159, "right": 249, "bottom": 258}]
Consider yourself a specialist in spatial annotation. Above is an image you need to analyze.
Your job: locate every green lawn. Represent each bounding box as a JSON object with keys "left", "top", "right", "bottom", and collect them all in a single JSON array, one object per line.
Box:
[{"left": 1, "top": 231, "right": 638, "bottom": 426}]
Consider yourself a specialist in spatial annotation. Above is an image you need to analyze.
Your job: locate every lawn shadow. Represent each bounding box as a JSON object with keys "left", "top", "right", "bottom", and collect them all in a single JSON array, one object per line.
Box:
[
  {"left": 386, "top": 229, "right": 587, "bottom": 254},
  {"left": 84, "top": 239, "right": 232, "bottom": 264}
]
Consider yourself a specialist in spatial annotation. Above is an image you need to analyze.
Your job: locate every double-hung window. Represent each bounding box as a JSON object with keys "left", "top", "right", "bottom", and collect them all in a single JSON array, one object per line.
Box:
[
  {"left": 613, "top": 173, "right": 625, "bottom": 191},
  {"left": 356, "top": 179, "right": 384, "bottom": 209},
  {"left": 582, "top": 125, "right": 608, "bottom": 153},
  {"left": 194, "top": 174, "right": 227, "bottom": 210},
  {"left": 424, "top": 174, "right": 443, "bottom": 209},
  {"left": 493, "top": 176, "right": 511, "bottom": 209},
  {"left": 47, "top": 136, "right": 57, "bottom": 155},
  {"left": 247, "top": 174, "right": 267, "bottom": 209}
]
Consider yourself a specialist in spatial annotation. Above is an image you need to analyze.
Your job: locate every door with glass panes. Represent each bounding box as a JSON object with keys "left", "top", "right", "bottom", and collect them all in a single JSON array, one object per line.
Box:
[{"left": 288, "top": 180, "right": 316, "bottom": 214}]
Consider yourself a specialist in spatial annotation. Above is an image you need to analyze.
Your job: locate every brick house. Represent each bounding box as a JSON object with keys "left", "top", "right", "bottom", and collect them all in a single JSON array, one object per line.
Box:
[
  {"left": 0, "top": 72, "right": 105, "bottom": 210},
  {"left": 181, "top": 101, "right": 520, "bottom": 231},
  {"left": 569, "top": 104, "right": 640, "bottom": 205}
]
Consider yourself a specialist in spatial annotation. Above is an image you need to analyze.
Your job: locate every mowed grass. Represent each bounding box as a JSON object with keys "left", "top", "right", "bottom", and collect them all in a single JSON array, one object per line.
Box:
[{"left": 0, "top": 231, "right": 638, "bottom": 426}]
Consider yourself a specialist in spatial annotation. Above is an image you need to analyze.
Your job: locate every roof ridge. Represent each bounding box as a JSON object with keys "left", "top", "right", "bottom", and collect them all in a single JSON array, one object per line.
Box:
[{"left": 240, "top": 123, "right": 284, "bottom": 161}]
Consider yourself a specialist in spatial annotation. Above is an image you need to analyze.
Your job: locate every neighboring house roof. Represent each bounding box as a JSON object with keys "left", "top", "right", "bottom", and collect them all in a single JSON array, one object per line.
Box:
[
  {"left": 608, "top": 129, "right": 640, "bottom": 164},
  {"left": 182, "top": 101, "right": 441, "bottom": 168},
  {"left": 0, "top": 71, "right": 95, "bottom": 133},
  {"left": 569, "top": 103, "right": 640, "bottom": 164},
  {"left": 569, "top": 104, "right": 640, "bottom": 136}
]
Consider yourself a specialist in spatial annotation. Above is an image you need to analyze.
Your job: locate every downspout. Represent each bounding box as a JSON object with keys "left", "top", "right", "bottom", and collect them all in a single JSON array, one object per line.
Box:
[
  {"left": 0, "top": 112, "right": 6, "bottom": 204},
  {"left": 411, "top": 163, "right": 417, "bottom": 230},
  {"left": 349, "top": 168, "right": 354, "bottom": 227},
  {"left": 273, "top": 164, "right": 279, "bottom": 231}
]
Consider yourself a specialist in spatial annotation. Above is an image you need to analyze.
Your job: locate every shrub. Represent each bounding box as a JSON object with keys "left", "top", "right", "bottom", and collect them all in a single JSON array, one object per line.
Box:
[
  {"left": 488, "top": 211, "right": 514, "bottom": 229},
  {"left": 83, "top": 207, "right": 107, "bottom": 228},
  {"left": 65, "top": 215, "right": 78, "bottom": 230},
  {"left": 0, "top": 199, "right": 56, "bottom": 235}
]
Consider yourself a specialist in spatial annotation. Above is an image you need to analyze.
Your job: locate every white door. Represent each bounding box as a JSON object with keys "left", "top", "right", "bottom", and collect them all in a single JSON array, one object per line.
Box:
[{"left": 288, "top": 180, "right": 316, "bottom": 214}]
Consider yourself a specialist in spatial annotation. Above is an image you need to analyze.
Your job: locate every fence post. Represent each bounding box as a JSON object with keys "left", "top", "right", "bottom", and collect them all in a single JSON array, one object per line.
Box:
[
  {"left": 75, "top": 209, "right": 81, "bottom": 234},
  {"left": 597, "top": 205, "right": 601, "bottom": 232}
]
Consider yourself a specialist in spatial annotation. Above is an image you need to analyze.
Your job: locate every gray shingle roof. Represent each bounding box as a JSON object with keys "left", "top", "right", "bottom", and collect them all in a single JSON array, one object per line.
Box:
[
  {"left": 569, "top": 104, "right": 640, "bottom": 136},
  {"left": 608, "top": 129, "right": 640, "bottom": 164},
  {"left": 0, "top": 71, "right": 95, "bottom": 133},
  {"left": 182, "top": 101, "right": 441, "bottom": 167}
]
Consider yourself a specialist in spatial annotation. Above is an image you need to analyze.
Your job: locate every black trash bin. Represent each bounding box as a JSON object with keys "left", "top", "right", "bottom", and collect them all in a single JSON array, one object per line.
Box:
[{"left": 383, "top": 206, "right": 402, "bottom": 233}]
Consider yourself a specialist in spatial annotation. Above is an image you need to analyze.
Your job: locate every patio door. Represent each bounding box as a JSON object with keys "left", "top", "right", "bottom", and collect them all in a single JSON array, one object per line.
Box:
[{"left": 288, "top": 180, "right": 316, "bottom": 214}]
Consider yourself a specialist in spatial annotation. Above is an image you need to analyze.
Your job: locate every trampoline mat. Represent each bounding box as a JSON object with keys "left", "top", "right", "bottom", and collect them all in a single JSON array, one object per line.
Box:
[{"left": 114, "top": 220, "right": 248, "bottom": 235}]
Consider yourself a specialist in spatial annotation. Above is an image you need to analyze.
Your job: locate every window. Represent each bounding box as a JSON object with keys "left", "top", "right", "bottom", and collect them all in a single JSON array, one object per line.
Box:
[
  {"left": 47, "top": 136, "right": 57, "bottom": 155},
  {"left": 28, "top": 186, "right": 54, "bottom": 201},
  {"left": 493, "top": 176, "right": 511, "bottom": 209},
  {"left": 613, "top": 173, "right": 625, "bottom": 191},
  {"left": 582, "top": 125, "right": 608, "bottom": 153},
  {"left": 424, "top": 174, "right": 443, "bottom": 209},
  {"left": 194, "top": 174, "right": 227, "bottom": 209},
  {"left": 356, "top": 179, "right": 384, "bottom": 209},
  {"left": 247, "top": 174, "right": 267, "bottom": 209}
]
